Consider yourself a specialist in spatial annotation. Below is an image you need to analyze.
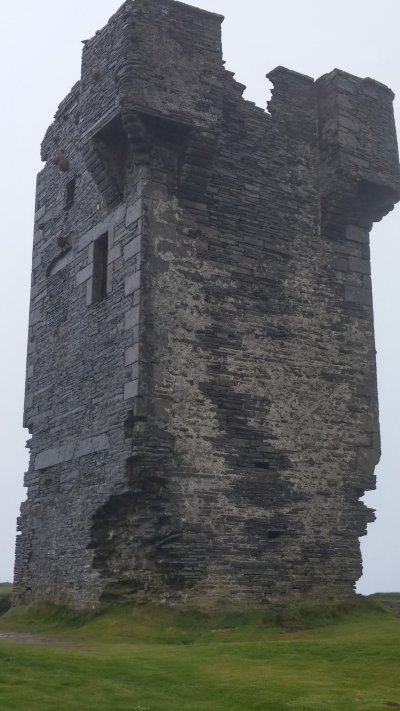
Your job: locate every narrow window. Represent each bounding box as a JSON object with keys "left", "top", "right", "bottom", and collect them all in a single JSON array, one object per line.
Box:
[
  {"left": 92, "top": 233, "right": 108, "bottom": 303},
  {"left": 65, "top": 178, "right": 76, "bottom": 209}
]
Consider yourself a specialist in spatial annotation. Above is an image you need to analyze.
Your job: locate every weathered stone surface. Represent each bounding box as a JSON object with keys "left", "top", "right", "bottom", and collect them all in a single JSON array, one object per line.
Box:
[
  {"left": 35, "top": 436, "right": 110, "bottom": 472},
  {"left": 14, "top": 0, "right": 400, "bottom": 610}
]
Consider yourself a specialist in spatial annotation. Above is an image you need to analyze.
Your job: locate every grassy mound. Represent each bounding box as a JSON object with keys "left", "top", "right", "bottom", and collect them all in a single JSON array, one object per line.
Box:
[
  {"left": 0, "top": 596, "right": 399, "bottom": 710},
  {"left": 0, "top": 595, "right": 388, "bottom": 644}
]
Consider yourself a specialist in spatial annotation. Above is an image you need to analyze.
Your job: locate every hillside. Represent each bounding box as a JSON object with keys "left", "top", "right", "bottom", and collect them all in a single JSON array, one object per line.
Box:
[{"left": 0, "top": 596, "right": 399, "bottom": 710}]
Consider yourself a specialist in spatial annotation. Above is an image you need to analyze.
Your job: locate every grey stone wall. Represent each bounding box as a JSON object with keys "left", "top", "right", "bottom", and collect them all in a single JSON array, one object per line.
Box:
[{"left": 14, "top": 0, "right": 400, "bottom": 609}]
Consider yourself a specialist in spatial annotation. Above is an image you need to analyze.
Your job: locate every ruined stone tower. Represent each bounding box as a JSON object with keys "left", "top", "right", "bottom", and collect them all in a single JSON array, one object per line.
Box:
[{"left": 15, "top": 0, "right": 400, "bottom": 609}]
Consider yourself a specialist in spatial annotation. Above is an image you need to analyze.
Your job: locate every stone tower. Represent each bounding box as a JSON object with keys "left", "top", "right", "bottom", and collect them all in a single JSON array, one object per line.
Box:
[{"left": 15, "top": 0, "right": 400, "bottom": 609}]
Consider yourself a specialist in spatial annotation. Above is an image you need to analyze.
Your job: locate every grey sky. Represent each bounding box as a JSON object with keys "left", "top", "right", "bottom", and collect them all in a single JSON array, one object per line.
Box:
[{"left": 1, "top": 0, "right": 399, "bottom": 592}]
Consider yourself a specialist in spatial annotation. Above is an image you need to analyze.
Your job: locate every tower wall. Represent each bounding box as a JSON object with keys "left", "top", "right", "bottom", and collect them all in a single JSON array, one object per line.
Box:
[{"left": 15, "top": 0, "right": 400, "bottom": 608}]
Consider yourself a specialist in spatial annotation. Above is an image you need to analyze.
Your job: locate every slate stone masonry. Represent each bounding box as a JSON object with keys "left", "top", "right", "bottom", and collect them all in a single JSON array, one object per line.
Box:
[{"left": 14, "top": 0, "right": 400, "bottom": 609}]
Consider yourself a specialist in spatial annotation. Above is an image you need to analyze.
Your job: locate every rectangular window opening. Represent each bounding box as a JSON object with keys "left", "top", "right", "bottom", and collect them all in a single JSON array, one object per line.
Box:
[
  {"left": 65, "top": 178, "right": 76, "bottom": 209},
  {"left": 92, "top": 233, "right": 108, "bottom": 303}
]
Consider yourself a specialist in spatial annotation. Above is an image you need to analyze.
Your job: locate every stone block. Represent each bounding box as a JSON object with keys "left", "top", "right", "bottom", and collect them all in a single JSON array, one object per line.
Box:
[
  {"left": 108, "top": 243, "right": 121, "bottom": 264},
  {"left": 357, "top": 447, "right": 380, "bottom": 475},
  {"left": 124, "top": 380, "right": 139, "bottom": 400},
  {"left": 36, "top": 179, "right": 46, "bottom": 196},
  {"left": 124, "top": 236, "right": 141, "bottom": 261},
  {"left": 132, "top": 324, "right": 140, "bottom": 343},
  {"left": 76, "top": 263, "right": 93, "bottom": 286},
  {"left": 344, "top": 285, "right": 373, "bottom": 306},
  {"left": 125, "top": 344, "right": 139, "bottom": 366},
  {"left": 75, "top": 434, "right": 109, "bottom": 458},
  {"left": 126, "top": 199, "right": 143, "bottom": 227},
  {"left": 331, "top": 257, "right": 348, "bottom": 271},
  {"left": 33, "top": 230, "right": 43, "bottom": 247},
  {"left": 356, "top": 380, "right": 377, "bottom": 397},
  {"left": 125, "top": 306, "right": 140, "bottom": 330},
  {"left": 359, "top": 414, "right": 379, "bottom": 432},
  {"left": 346, "top": 226, "right": 369, "bottom": 244},
  {"left": 125, "top": 270, "right": 141, "bottom": 296},
  {"left": 131, "top": 362, "right": 139, "bottom": 381},
  {"left": 34, "top": 205, "right": 46, "bottom": 222},
  {"left": 24, "top": 393, "right": 33, "bottom": 410},
  {"left": 331, "top": 242, "right": 361, "bottom": 257},
  {"left": 86, "top": 278, "right": 93, "bottom": 306},
  {"left": 348, "top": 257, "right": 371, "bottom": 274},
  {"left": 35, "top": 435, "right": 110, "bottom": 470},
  {"left": 113, "top": 257, "right": 123, "bottom": 271},
  {"left": 107, "top": 226, "right": 115, "bottom": 249},
  {"left": 30, "top": 284, "right": 39, "bottom": 300},
  {"left": 133, "top": 288, "right": 141, "bottom": 306},
  {"left": 107, "top": 264, "right": 113, "bottom": 294},
  {"left": 372, "top": 432, "right": 381, "bottom": 451},
  {"left": 29, "top": 308, "right": 42, "bottom": 326},
  {"left": 35, "top": 444, "right": 75, "bottom": 470}
]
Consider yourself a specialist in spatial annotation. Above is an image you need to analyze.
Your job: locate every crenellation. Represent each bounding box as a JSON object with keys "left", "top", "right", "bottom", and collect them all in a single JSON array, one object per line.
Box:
[{"left": 14, "top": 0, "right": 400, "bottom": 610}]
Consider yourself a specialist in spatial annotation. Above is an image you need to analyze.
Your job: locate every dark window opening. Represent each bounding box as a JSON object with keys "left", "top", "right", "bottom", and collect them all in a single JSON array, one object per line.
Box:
[
  {"left": 65, "top": 178, "right": 76, "bottom": 209},
  {"left": 92, "top": 233, "right": 108, "bottom": 303},
  {"left": 124, "top": 411, "right": 147, "bottom": 438},
  {"left": 124, "top": 411, "right": 135, "bottom": 439},
  {"left": 267, "top": 531, "right": 283, "bottom": 539},
  {"left": 138, "top": 110, "right": 191, "bottom": 147},
  {"left": 255, "top": 461, "right": 270, "bottom": 469},
  {"left": 93, "top": 114, "right": 130, "bottom": 194}
]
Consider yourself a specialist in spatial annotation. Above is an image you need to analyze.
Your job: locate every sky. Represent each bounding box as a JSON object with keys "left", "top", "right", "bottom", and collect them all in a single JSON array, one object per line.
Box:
[{"left": 0, "top": 0, "right": 399, "bottom": 593}]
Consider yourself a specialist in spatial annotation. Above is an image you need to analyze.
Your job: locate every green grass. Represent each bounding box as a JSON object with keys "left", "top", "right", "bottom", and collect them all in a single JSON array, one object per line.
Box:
[
  {"left": 0, "top": 583, "right": 12, "bottom": 616},
  {"left": 0, "top": 596, "right": 399, "bottom": 710},
  {"left": 0, "top": 583, "right": 12, "bottom": 597}
]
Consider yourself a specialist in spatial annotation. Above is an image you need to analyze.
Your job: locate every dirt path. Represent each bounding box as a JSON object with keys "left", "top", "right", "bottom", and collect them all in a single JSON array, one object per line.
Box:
[{"left": 0, "top": 631, "right": 76, "bottom": 647}]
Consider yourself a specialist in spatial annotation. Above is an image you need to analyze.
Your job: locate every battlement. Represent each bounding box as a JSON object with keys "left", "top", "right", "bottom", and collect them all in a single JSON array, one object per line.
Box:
[{"left": 15, "top": 0, "right": 400, "bottom": 609}]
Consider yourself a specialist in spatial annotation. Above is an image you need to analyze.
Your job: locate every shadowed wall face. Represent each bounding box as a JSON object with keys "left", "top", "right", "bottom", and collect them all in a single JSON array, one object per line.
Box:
[{"left": 14, "top": 0, "right": 400, "bottom": 609}]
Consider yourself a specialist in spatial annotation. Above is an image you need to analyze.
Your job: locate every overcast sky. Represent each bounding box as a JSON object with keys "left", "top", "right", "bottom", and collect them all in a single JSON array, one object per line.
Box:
[{"left": 0, "top": 0, "right": 399, "bottom": 593}]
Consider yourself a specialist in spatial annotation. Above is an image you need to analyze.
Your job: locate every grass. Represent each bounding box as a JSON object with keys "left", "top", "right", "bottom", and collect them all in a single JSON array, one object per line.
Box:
[
  {"left": 0, "top": 595, "right": 399, "bottom": 710},
  {"left": 0, "top": 583, "right": 12, "bottom": 597},
  {"left": 0, "top": 583, "right": 12, "bottom": 615}
]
